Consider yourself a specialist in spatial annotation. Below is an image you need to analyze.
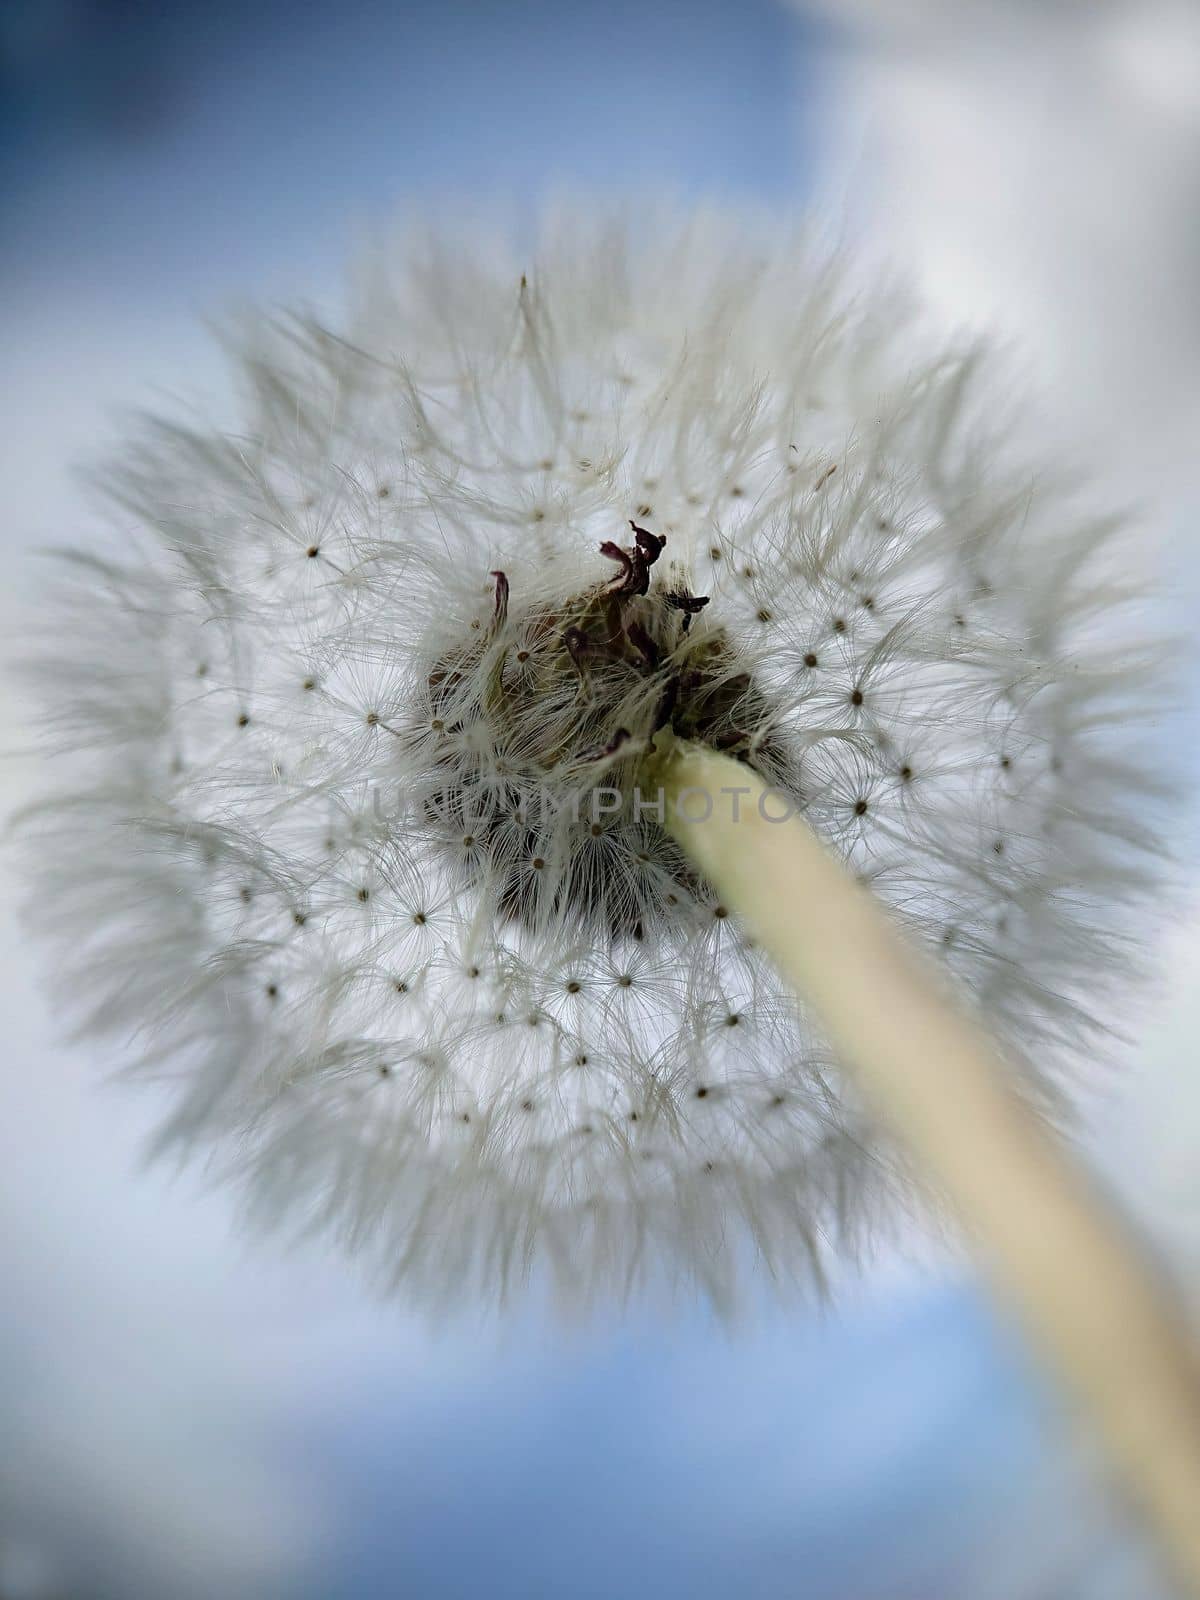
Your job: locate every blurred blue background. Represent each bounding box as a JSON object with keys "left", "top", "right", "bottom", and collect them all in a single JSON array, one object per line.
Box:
[
  {"left": 0, "top": 0, "right": 812, "bottom": 298},
  {"left": 3, "top": 2, "right": 1197, "bottom": 1596}
]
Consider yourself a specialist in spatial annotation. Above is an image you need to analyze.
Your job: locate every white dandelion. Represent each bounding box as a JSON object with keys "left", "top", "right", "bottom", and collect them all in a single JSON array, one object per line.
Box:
[
  {"left": 24, "top": 205, "right": 1200, "bottom": 1586},
  {"left": 20, "top": 210, "right": 1166, "bottom": 1303}
]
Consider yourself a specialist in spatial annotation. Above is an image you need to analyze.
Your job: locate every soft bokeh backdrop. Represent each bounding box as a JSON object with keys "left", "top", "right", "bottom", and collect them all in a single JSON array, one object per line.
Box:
[{"left": 2, "top": 3, "right": 1196, "bottom": 1595}]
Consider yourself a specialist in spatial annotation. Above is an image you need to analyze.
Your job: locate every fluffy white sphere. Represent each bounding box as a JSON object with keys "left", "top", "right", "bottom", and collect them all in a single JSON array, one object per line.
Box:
[{"left": 23, "top": 210, "right": 1166, "bottom": 1307}]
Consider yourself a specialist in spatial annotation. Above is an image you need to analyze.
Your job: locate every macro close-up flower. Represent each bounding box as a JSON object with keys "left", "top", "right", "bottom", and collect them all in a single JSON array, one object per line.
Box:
[
  {"left": 10, "top": 5, "right": 1200, "bottom": 1597},
  {"left": 21, "top": 210, "right": 1165, "bottom": 1310}
]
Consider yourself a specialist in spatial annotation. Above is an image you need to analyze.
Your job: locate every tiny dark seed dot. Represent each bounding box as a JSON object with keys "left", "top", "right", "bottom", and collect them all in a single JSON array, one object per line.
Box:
[
  {"left": 993, "top": 839, "right": 1005, "bottom": 856},
  {"left": 412, "top": 912, "right": 426, "bottom": 925},
  {"left": 522, "top": 1099, "right": 534, "bottom": 1112},
  {"left": 590, "top": 823, "right": 603, "bottom": 837},
  {"left": 1000, "top": 755, "right": 1012, "bottom": 770},
  {"left": 196, "top": 663, "right": 208, "bottom": 677},
  {"left": 237, "top": 713, "right": 250, "bottom": 727},
  {"left": 629, "top": 1110, "right": 640, "bottom": 1122},
  {"left": 695, "top": 1086, "right": 709, "bottom": 1099},
  {"left": 900, "top": 765, "right": 913, "bottom": 781},
  {"left": 379, "top": 1064, "right": 391, "bottom": 1078},
  {"left": 306, "top": 546, "right": 319, "bottom": 558},
  {"left": 703, "top": 1161, "right": 715, "bottom": 1173},
  {"left": 579, "top": 1123, "right": 594, "bottom": 1135},
  {"left": 566, "top": 980, "right": 581, "bottom": 994},
  {"left": 265, "top": 984, "right": 278, "bottom": 998},
  {"left": 366, "top": 711, "right": 378, "bottom": 726},
  {"left": 771, "top": 1093, "right": 786, "bottom": 1107},
  {"left": 462, "top": 835, "right": 475, "bottom": 847},
  {"left": 742, "top": 565, "right": 755, "bottom": 579},
  {"left": 395, "top": 981, "right": 408, "bottom": 994},
  {"left": 617, "top": 975, "right": 633, "bottom": 989},
  {"left": 757, "top": 608, "right": 772, "bottom": 623},
  {"left": 954, "top": 615, "right": 966, "bottom": 628},
  {"left": 833, "top": 618, "right": 846, "bottom": 633},
  {"left": 709, "top": 546, "right": 722, "bottom": 561},
  {"left": 803, "top": 652, "right": 818, "bottom": 668},
  {"left": 377, "top": 484, "right": 390, "bottom": 498},
  {"left": 431, "top": 718, "right": 445, "bottom": 732},
  {"left": 665, "top": 893, "right": 678, "bottom": 906},
  {"left": 850, "top": 689, "right": 864, "bottom": 706},
  {"left": 496, "top": 1013, "right": 507, "bottom": 1025},
  {"left": 516, "top": 649, "right": 530, "bottom": 662},
  {"left": 293, "top": 911, "right": 307, "bottom": 926},
  {"left": 714, "top": 905, "right": 728, "bottom": 919},
  {"left": 725, "top": 1013, "right": 740, "bottom": 1027},
  {"left": 527, "top": 1013, "right": 539, "bottom": 1027},
  {"left": 302, "top": 678, "right": 315, "bottom": 691},
  {"left": 854, "top": 799, "right": 868, "bottom": 816},
  {"left": 357, "top": 887, "right": 370, "bottom": 902},
  {"left": 239, "top": 886, "right": 252, "bottom": 904},
  {"left": 460, "top": 1112, "right": 471, "bottom": 1124},
  {"left": 575, "top": 1054, "right": 588, "bottom": 1067},
  {"left": 861, "top": 596, "right": 874, "bottom": 610},
  {"left": 466, "top": 966, "right": 480, "bottom": 979},
  {"left": 532, "top": 857, "right": 545, "bottom": 870},
  {"left": 730, "top": 486, "right": 745, "bottom": 498}
]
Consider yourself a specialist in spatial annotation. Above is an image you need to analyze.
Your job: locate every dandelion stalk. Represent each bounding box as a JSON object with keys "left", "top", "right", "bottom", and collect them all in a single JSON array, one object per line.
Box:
[{"left": 648, "top": 732, "right": 1200, "bottom": 1594}]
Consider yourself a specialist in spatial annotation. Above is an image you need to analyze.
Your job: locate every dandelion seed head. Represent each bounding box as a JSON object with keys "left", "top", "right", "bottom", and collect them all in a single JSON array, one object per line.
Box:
[{"left": 21, "top": 209, "right": 1168, "bottom": 1309}]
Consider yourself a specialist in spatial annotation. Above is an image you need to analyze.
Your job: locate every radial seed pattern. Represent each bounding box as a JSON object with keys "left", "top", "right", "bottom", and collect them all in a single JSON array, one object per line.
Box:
[{"left": 24, "top": 213, "right": 1166, "bottom": 1305}]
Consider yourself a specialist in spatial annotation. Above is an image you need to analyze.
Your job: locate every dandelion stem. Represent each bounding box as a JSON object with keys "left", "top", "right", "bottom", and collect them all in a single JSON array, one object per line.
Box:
[{"left": 647, "top": 734, "right": 1200, "bottom": 1596}]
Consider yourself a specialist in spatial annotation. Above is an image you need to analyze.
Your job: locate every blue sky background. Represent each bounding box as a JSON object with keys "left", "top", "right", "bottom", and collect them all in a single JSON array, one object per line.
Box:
[
  {"left": 301, "top": 1290, "right": 1046, "bottom": 1600},
  {"left": 0, "top": 3, "right": 1186, "bottom": 1597},
  {"left": 0, "top": 0, "right": 818, "bottom": 298}
]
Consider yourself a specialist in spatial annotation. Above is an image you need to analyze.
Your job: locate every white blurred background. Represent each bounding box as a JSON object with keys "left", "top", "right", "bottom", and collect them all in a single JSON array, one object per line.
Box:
[{"left": 1, "top": 3, "right": 1197, "bottom": 1595}]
